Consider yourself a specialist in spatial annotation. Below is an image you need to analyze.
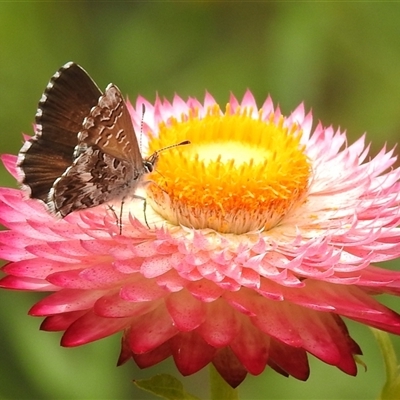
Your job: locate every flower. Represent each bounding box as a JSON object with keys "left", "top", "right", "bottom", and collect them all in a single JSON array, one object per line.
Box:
[{"left": 1, "top": 90, "right": 400, "bottom": 388}]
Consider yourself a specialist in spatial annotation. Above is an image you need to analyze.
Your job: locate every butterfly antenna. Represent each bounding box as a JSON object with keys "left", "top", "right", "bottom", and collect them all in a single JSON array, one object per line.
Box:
[
  {"left": 139, "top": 103, "right": 146, "bottom": 154},
  {"left": 155, "top": 140, "right": 191, "bottom": 155}
]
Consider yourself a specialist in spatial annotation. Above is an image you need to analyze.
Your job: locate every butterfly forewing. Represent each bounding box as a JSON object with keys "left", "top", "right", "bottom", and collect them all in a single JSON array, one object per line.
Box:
[
  {"left": 78, "top": 84, "right": 143, "bottom": 168},
  {"left": 18, "top": 62, "right": 102, "bottom": 202},
  {"left": 37, "top": 62, "right": 102, "bottom": 136}
]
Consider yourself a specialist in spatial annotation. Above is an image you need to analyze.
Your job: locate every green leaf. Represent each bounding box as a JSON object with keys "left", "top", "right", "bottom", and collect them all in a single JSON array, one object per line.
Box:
[
  {"left": 370, "top": 328, "right": 400, "bottom": 400},
  {"left": 133, "top": 374, "right": 201, "bottom": 400}
]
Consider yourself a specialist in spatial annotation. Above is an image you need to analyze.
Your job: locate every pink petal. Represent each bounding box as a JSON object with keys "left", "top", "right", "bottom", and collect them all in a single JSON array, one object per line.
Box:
[
  {"left": 61, "top": 311, "right": 131, "bottom": 346},
  {"left": 197, "top": 299, "right": 240, "bottom": 347},
  {"left": 126, "top": 305, "right": 177, "bottom": 353},
  {"left": 165, "top": 289, "right": 205, "bottom": 331},
  {"left": 30, "top": 289, "right": 105, "bottom": 315},
  {"left": 1, "top": 154, "right": 19, "bottom": 179}
]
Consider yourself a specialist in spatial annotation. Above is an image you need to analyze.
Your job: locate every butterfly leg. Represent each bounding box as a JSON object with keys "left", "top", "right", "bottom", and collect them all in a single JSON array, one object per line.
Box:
[
  {"left": 107, "top": 204, "right": 123, "bottom": 234},
  {"left": 131, "top": 194, "right": 149, "bottom": 229},
  {"left": 108, "top": 196, "right": 150, "bottom": 233},
  {"left": 119, "top": 200, "right": 124, "bottom": 234},
  {"left": 117, "top": 194, "right": 150, "bottom": 230},
  {"left": 143, "top": 197, "right": 149, "bottom": 229}
]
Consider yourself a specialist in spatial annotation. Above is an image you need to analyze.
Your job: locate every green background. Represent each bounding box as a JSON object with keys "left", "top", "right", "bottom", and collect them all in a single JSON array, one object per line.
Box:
[{"left": 1, "top": 2, "right": 400, "bottom": 399}]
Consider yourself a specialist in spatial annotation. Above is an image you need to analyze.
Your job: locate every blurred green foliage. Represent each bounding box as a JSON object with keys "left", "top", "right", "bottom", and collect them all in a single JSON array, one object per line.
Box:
[{"left": 1, "top": 2, "right": 400, "bottom": 399}]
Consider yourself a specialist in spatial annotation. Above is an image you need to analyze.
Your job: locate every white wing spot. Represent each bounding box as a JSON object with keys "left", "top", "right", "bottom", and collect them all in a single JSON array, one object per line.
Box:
[{"left": 39, "top": 94, "right": 47, "bottom": 104}]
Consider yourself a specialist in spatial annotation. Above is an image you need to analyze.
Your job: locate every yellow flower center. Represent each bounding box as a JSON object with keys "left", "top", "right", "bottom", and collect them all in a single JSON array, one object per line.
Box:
[{"left": 146, "top": 104, "right": 310, "bottom": 234}]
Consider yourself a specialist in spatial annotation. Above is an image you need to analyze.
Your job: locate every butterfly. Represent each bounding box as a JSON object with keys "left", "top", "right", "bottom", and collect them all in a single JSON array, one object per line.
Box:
[{"left": 17, "top": 62, "right": 189, "bottom": 228}]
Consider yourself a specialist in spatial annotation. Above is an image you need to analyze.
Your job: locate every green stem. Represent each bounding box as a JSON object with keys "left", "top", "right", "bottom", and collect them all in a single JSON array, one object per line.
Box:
[
  {"left": 209, "top": 364, "right": 240, "bottom": 400},
  {"left": 370, "top": 327, "right": 400, "bottom": 400}
]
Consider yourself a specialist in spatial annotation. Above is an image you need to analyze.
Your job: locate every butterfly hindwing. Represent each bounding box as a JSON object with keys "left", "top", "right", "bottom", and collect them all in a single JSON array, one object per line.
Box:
[{"left": 48, "top": 146, "right": 138, "bottom": 217}]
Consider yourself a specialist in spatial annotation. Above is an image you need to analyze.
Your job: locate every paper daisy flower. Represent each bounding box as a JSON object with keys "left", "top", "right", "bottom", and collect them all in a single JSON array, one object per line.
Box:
[{"left": 1, "top": 90, "right": 400, "bottom": 388}]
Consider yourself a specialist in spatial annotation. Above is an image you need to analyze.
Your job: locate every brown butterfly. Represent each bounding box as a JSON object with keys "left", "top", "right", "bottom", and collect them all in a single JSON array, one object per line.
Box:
[{"left": 17, "top": 62, "right": 189, "bottom": 227}]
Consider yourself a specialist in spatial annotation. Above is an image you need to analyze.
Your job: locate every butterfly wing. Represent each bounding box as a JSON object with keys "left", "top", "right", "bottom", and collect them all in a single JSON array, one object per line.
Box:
[
  {"left": 48, "top": 146, "right": 137, "bottom": 217},
  {"left": 48, "top": 85, "right": 145, "bottom": 217},
  {"left": 18, "top": 63, "right": 147, "bottom": 218},
  {"left": 17, "top": 62, "right": 102, "bottom": 202},
  {"left": 77, "top": 84, "right": 143, "bottom": 168}
]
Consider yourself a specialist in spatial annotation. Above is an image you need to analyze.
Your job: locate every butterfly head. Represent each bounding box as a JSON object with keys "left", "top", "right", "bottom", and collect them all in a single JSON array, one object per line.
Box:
[
  {"left": 143, "top": 140, "right": 190, "bottom": 174},
  {"left": 143, "top": 153, "right": 158, "bottom": 173}
]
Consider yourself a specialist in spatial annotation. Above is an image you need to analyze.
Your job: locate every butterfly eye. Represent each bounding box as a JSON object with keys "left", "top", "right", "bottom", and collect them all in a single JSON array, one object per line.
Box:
[{"left": 143, "top": 160, "right": 154, "bottom": 173}]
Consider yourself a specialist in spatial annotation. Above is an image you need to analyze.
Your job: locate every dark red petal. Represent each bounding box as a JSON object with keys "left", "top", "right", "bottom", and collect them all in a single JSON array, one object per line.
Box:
[
  {"left": 40, "top": 310, "right": 87, "bottom": 331},
  {"left": 230, "top": 320, "right": 269, "bottom": 375},
  {"left": 170, "top": 332, "right": 216, "bottom": 375},
  {"left": 212, "top": 347, "right": 247, "bottom": 388},
  {"left": 268, "top": 339, "right": 310, "bottom": 380},
  {"left": 131, "top": 341, "right": 172, "bottom": 368}
]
